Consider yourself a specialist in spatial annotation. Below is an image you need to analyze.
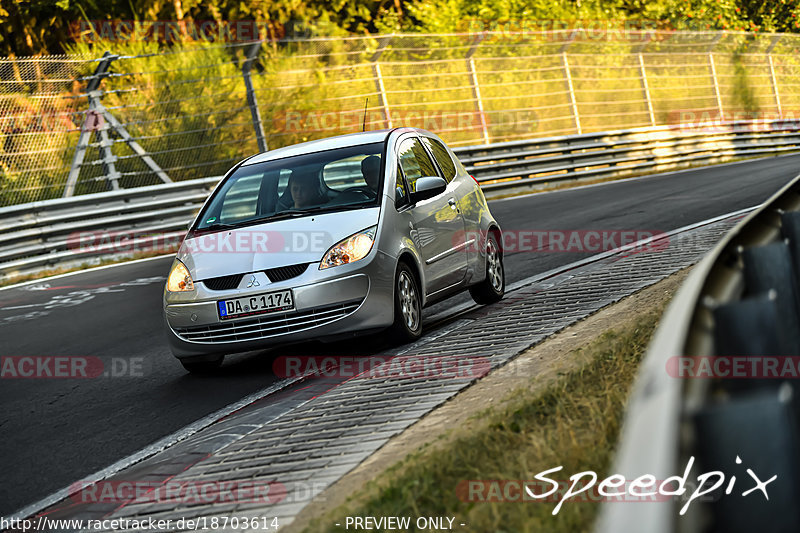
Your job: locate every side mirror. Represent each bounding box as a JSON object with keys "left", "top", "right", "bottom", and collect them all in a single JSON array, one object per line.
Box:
[{"left": 412, "top": 176, "right": 447, "bottom": 202}]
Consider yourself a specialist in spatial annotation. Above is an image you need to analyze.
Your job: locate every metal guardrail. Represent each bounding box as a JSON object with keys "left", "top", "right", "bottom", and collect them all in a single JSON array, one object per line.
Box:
[
  {"left": 3, "top": 120, "right": 800, "bottom": 281},
  {"left": 597, "top": 168, "right": 800, "bottom": 531},
  {"left": 464, "top": 119, "right": 800, "bottom": 195},
  {"left": 0, "top": 177, "right": 219, "bottom": 279}
]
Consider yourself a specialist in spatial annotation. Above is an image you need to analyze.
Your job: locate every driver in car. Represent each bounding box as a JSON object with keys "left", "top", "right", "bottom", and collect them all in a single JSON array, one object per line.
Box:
[
  {"left": 360, "top": 155, "right": 381, "bottom": 197},
  {"left": 289, "top": 170, "right": 325, "bottom": 208}
]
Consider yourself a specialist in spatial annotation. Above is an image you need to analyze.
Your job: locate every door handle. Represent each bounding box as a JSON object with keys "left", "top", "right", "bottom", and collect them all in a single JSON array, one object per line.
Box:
[{"left": 448, "top": 198, "right": 458, "bottom": 210}]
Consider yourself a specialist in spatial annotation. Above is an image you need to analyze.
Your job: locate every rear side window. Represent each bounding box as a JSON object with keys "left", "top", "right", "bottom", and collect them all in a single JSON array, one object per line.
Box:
[
  {"left": 397, "top": 137, "right": 438, "bottom": 193},
  {"left": 421, "top": 137, "right": 456, "bottom": 183}
]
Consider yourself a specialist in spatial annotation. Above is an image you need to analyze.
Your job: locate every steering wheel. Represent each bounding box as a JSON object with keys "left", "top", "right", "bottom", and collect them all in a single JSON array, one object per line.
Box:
[{"left": 343, "top": 186, "right": 375, "bottom": 198}]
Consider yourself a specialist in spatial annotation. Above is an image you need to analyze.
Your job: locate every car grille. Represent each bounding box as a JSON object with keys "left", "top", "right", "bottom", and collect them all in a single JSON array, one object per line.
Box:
[
  {"left": 266, "top": 263, "right": 310, "bottom": 282},
  {"left": 172, "top": 301, "right": 362, "bottom": 343},
  {"left": 201, "top": 263, "right": 311, "bottom": 291},
  {"left": 202, "top": 274, "right": 244, "bottom": 291}
]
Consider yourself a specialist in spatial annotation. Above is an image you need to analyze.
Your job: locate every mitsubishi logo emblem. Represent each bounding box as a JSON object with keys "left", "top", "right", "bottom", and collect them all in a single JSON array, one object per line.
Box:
[{"left": 246, "top": 275, "right": 260, "bottom": 288}]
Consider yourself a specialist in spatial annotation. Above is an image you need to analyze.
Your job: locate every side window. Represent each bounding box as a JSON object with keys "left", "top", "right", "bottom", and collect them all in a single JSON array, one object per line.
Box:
[
  {"left": 397, "top": 137, "right": 439, "bottom": 193},
  {"left": 322, "top": 154, "right": 382, "bottom": 191},
  {"left": 218, "top": 175, "right": 262, "bottom": 223},
  {"left": 421, "top": 137, "right": 456, "bottom": 183},
  {"left": 395, "top": 164, "right": 409, "bottom": 208}
]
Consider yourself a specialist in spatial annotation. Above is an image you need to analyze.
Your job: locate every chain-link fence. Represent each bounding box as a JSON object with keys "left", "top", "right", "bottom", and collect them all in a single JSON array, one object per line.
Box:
[{"left": 3, "top": 30, "right": 800, "bottom": 207}]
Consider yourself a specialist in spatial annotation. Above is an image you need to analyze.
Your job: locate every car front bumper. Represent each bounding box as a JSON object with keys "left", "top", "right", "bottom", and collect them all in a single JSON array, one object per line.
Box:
[{"left": 163, "top": 252, "right": 395, "bottom": 358}]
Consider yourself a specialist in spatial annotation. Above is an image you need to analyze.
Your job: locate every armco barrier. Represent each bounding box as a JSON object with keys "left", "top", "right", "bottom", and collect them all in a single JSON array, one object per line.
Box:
[
  {"left": 0, "top": 177, "right": 219, "bottom": 279},
  {"left": 597, "top": 170, "right": 800, "bottom": 531},
  {"left": 3, "top": 120, "right": 800, "bottom": 281},
  {"left": 463, "top": 119, "right": 800, "bottom": 194}
]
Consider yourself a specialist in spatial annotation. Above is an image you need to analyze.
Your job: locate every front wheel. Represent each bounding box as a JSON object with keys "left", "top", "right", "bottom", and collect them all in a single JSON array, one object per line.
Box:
[
  {"left": 389, "top": 263, "right": 423, "bottom": 343},
  {"left": 180, "top": 354, "right": 224, "bottom": 374},
  {"left": 469, "top": 232, "right": 505, "bottom": 305}
]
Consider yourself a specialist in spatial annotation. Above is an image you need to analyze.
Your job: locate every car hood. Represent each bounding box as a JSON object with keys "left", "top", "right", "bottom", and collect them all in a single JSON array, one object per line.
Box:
[{"left": 178, "top": 207, "right": 380, "bottom": 281}]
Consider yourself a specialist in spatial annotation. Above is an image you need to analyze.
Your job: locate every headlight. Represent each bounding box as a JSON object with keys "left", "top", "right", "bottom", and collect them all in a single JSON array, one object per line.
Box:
[
  {"left": 319, "top": 226, "right": 377, "bottom": 270},
  {"left": 166, "top": 260, "right": 194, "bottom": 292}
]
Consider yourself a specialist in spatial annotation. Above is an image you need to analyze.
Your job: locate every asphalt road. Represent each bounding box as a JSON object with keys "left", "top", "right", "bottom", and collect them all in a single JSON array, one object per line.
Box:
[{"left": 2, "top": 154, "right": 799, "bottom": 516}]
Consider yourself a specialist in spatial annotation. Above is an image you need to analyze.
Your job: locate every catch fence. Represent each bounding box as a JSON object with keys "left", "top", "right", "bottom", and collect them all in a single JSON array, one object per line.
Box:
[{"left": 3, "top": 30, "right": 800, "bottom": 206}]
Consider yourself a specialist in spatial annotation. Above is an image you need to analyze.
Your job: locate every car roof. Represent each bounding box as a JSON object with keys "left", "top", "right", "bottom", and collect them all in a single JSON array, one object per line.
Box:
[{"left": 242, "top": 127, "right": 426, "bottom": 166}]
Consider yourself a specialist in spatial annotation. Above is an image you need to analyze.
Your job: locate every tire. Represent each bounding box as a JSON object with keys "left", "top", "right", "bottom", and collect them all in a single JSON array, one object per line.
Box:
[
  {"left": 469, "top": 231, "right": 505, "bottom": 305},
  {"left": 180, "top": 354, "right": 224, "bottom": 374},
  {"left": 390, "top": 262, "right": 423, "bottom": 343}
]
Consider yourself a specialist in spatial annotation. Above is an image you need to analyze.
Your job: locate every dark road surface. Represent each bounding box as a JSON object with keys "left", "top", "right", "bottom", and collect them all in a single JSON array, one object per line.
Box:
[{"left": 2, "top": 154, "right": 799, "bottom": 515}]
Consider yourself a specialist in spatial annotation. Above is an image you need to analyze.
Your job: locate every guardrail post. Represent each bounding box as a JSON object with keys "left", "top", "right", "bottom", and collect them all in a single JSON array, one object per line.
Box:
[
  {"left": 561, "top": 50, "right": 581, "bottom": 135},
  {"left": 96, "top": 98, "right": 121, "bottom": 191},
  {"left": 466, "top": 35, "right": 490, "bottom": 145},
  {"left": 243, "top": 41, "right": 268, "bottom": 153},
  {"left": 64, "top": 51, "right": 117, "bottom": 198},
  {"left": 100, "top": 110, "right": 171, "bottom": 184},
  {"left": 638, "top": 53, "right": 656, "bottom": 127},
  {"left": 767, "top": 36, "right": 783, "bottom": 117},
  {"left": 370, "top": 36, "right": 393, "bottom": 128},
  {"left": 709, "top": 52, "right": 724, "bottom": 119},
  {"left": 768, "top": 56, "right": 782, "bottom": 118},
  {"left": 65, "top": 51, "right": 172, "bottom": 197}
]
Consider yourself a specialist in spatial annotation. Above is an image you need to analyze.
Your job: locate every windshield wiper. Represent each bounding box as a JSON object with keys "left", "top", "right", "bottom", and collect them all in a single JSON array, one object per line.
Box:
[
  {"left": 332, "top": 201, "right": 376, "bottom": 210},
  {"left": 254, "top": 208, "right": 328, "bottom": 222},
  {"left": 258, "top": 205, "right": 366, "bottom": 221},
  {"left": 191, "top": 222, "right": 238, "bottom": 234},
  {"left": 280, "top": 207, "right": 330, "bottom": 215}
]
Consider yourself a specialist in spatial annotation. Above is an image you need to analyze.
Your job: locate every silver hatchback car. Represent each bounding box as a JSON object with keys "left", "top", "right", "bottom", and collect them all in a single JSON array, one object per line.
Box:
[{"left": 164, "top": 128, "right": 504, "bottom": 372}]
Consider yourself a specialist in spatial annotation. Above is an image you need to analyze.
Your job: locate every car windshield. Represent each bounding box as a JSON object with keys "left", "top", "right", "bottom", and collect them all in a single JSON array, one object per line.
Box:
[{"left": 196, "top": 142, "right": 385, "bottom": 230}]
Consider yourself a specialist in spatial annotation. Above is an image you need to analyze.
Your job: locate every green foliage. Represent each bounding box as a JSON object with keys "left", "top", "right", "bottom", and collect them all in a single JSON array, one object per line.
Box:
[
  {"left": 404, "top": 0, "right": 619, "bottom": 33},
  {"left": 0, "top": 0, "right": 404, "bottom": 56},
  {"left": 402, "top": 0, "right": 800, "bottom": 34},
  {"left": 2, "top": 0, "right": 800, "bottom": 56}
]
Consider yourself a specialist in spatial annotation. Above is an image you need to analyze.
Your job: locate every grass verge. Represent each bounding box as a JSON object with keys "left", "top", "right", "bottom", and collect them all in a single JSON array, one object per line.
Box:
[{"left": 301, "top": 284, "right": 670, "bottom": 533}]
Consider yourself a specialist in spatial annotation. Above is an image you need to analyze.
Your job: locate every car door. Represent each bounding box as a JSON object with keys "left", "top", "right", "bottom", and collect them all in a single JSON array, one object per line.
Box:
[
  {"left": 397, "top": 135, "right": 468, "bottom": 295},
  {"left": 420, "top": 134, "right": 483, "bottom": 268}
]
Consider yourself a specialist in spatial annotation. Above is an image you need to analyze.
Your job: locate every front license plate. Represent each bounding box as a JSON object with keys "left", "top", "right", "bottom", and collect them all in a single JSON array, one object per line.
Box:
[{"left": 217, "top": 290, "right": 294, "bottom": 320}]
